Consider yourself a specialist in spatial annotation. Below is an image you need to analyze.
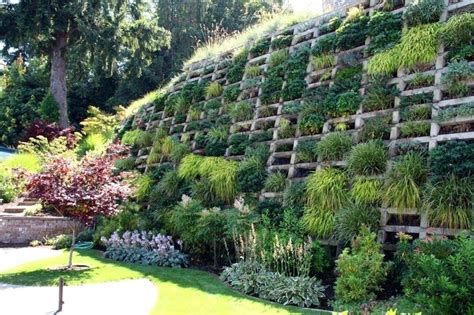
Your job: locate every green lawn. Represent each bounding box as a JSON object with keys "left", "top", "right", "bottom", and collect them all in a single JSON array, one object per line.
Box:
[{"left": 0, "top": 249, "right": 331, "bottom": 315}]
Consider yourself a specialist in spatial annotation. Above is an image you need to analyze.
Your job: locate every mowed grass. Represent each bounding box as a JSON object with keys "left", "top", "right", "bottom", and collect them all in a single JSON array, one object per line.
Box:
[{"left": 0, "top": 249, "right": 329, "bottom": 315}]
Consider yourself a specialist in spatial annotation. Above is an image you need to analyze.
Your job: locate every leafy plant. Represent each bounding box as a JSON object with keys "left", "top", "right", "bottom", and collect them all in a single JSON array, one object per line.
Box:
[
  {"left": 278, "top": 118, "right": 295, "bottom": 138},
  {"left": 439, "top": 13, "right": 474, "bottom": 49},
  {"left": 367, "top": 12, "right": 402, "bottom": 54},
  {"left": 407, "top": 72, "right": 435, "bottom": 89},
  {"left": 403, "top": 0, "right": 444, "bottom": 27},
  {"left": 296, "top": 140, "right": 318, "bottom": 163},
  {"left": 424, "top": 175, "right": 473, "bottom": 229},
  {"left": 334, "top": 203, "right": 380, "bottom": 243},
  {"left": 249, "top": 38, "right": 270, "bottom": 56},
  {"left": 205, "top": 82, "right": 223, "bottom": 98},
  {"left": 441, "top": 60, "right": 474, "bottom": 97},
  {"left": 335, "top": 13, "right": 369, "bottom": 50},
  {"left": 268, "top": 50, "right": 289, "bottom": 67},
  {"left": 428, "top": 141, "right": 474, "bottom": 180},
  {"left": 334, "top": 226, "right": 390, "bottom": 304},
  {"left": 319, "top": 16, "right": 342, "bottom": 35},
  {"left": 227, "top": 49, "right": 248, "bottom": 83},
  {"left": 347, "top": 141, "right": 388, "bottom": 176},
  {"left": 237, "top": 156, "right": 268, "bottom": 193},
  {"left": 312, "top": 34, "right": 336, "bottom": 55},
  {"left": 223, "top": 86, "right": 241, "bottom": 103},
  {"left": 351, "top": 177, "right": 383, "bottom": 205},
  {"left": 114, "top": 157, "right": 136, "bottom": 171},
  {"left": 399, "top": 234, "right": 474, "bottom": 314},
  {"left": 335, "top": 91, "right": 361, "bottom": 117},
  {"left": 245, "top": 65, "right": 262, "bottom": 78},
  {"left": 271, "top": 34, "right": 293, "bottom": 49},
  {"left": 384, "top": 153, "right": 428, "bottom": 210},
  {"left": 264, "top": 172, "right": 287, "bottom": 192},
  {"left": 359, "top": 116, "right": 391, "bottom": 142},
  {"left": 436, "top": 102, "right": 474, "bottom": 122},
  {"left": 399, "top": 121, "right": 431, "bottom": 138},
  {"left": 305, "top": 167, "right": 348, "bottom": 210},
  {"left": 228, "top": 101, "right": 254, "bottom": 122},
  {"left": 298, "top": 113, "right": 325, "bottom": 135},
  {"left": 400, "top": 92, "right": 433, "bottom": 106},
  {"left": 302, "top": 206, "right": 336, "bottom": 239},
  {"left": 362, "top": 79, "right": 399, "bottom": 112},
  {"left": 368, "top": 23, "right": 442, "bottom": 75},
  {"left": 316, "top": 132, "right": 352, "bottom": 161},
  {"left": 402, "top": 106, "right": 431, "bottom": 121}
]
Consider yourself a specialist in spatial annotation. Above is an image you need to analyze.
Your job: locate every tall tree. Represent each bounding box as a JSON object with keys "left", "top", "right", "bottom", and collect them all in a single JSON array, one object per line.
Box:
[{"left": 0, "top": 1, "right": 170, "bottom": 128}]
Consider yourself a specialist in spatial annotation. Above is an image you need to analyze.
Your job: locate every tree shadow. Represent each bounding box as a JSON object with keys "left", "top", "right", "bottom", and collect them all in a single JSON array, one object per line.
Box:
[{"left": 0, "top": 249, "right": 330, "bottom": 315}]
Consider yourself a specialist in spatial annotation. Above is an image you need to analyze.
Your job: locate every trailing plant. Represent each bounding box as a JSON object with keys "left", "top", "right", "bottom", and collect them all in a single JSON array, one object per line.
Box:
[
  {"left": 351, "top": 177, "right": 383, "bottom": 205},
  {"left": 424, "top": 175, "right": 473, "bottom": 229},
  {"left": 384, "top": 153, "right": 428, "bottom": 210},
  {"left": 205, "top": 82, "right": 223, "bottom": 98},
  {"left": 334, "top": 226, "right": 390, "bottom": 305},
  {"left": 347, "top": 141, "right": 388, "bottom": 176},
  {"left": 399, "top": 121, "right": 431, "bottom": 138},
  {"left": 441, "top": 60, "right": 474, "bottom": 97},
  {"left": 359, "top": 116, "right": 391, "bottom": 142},
  {"left": 368, "top": 23, "right": 442, "bottom": 75},
  {"left": 428, "top": 141, "right": 474, "bottom": 180},
  {"left": 403, "top": 0, "right": 444, "bottom": 27},
  {"left": 316, "top": 132, "right": 353, "bottom": 161},
  {"left": 334, "top": 203, "right": 380, "bottom": 243},
  {"left": 264, "top": 172, "right": 287, "bottom": 192}
]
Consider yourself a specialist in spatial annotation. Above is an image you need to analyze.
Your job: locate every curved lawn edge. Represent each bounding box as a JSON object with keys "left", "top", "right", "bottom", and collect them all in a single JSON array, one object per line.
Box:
[{"left": 0, "top": 249, "right": 331, "bottom": 315}]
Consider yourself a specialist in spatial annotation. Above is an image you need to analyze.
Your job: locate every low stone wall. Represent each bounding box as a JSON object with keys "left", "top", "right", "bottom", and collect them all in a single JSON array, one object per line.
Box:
[{"left": 0, "top": 215, "right": 72, "bottom": 244}]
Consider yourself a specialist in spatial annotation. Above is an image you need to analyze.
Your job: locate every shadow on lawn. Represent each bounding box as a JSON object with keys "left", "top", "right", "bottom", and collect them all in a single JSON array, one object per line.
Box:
[{"left": 0, "top": 249, "right": 330, "bottom": 315}]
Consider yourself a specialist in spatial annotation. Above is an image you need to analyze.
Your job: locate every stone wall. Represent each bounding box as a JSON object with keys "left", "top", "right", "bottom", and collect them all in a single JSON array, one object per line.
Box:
[{"left": 0, "top": 215, "right": 72, "bottom": 244}]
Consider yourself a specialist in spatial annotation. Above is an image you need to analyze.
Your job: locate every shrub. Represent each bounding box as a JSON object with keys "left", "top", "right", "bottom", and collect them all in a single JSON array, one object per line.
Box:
[
  {"left": 368, "top": 23, "right": 442, "bottom": 75},
  {"left": 399, "top": 121, "right": 431, "bottom": 138},
  {"left": 264, "top": 172, "right": 287, "bottom": 192},
  {"left": 399, "top": 234, "right": 474, "bottom": 314},
  {"left": 281, "top": 79, "right": 306, "bottom": 101},
  {"left": 347, "top": 141, "right": 388, "bottom": 176},
  {"left": 424, "top": 175, "right": 473, "bottom": 229},
  {"left": 122, "top": 129, "right": 145, "bottom": 147},
  {"left": 316, "top": 132, "right": 352, "bottom": 161},
  {"left": 228, "top": 102, "right": 254, "bottom": 122},
  {"left": 102, "top": 231, "right": 187, "bottom": 267},
  {"left": 334, "top": 203, "right": 380, "bottom": 243},
  {"left": 312, "top": 34, "right": 336, "bottom": 55},
  {"left": 403, "top": 0, "right": 444, "bottom": 27},
  {"left": 228, "top": 134, "right": 250, "bottom": 155},
  {"left": 334, "top": 226, "right": 390, "bottom": 305},
  {"left": 38, "top": 91, "right": 60, "bottom": 123},
  {"left": 302, "top": 205, "right": 336, "bottom": 239},
  {"left": 441, "top": 60, "right": 474, "bottom": 97},
  {"left": 220, "top": 261, "right": 325, "bottom": 308},
  {"left": 359, "top": 116, "right": 391, "bottom": 142},
  {"left": 44, "top": 234, "right": 72, "bottom": 249},
  {"left": 429, "top": 141, "right": 474, "bottom": 180},
  {"left": 384, "top": 153, "right": 428, "bottom": 210},
  {"left": 351, "top": 177, "right": 383, "bottom": 205},
  {"left": 335, "top": 91, "right": 361, "bottom": 117},
  {"left": 223, "top": 86, "right": 241, "bottom": 103},
  {"left": 205, "top": 82, "right": 223, "bottom": 98},
  {"left": 296, "top": 140, "right": 318, "bottom": 163}
]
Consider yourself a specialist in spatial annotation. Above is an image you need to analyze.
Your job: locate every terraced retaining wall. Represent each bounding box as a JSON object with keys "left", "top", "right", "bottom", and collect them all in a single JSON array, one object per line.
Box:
[{"left": 130, "top": 0, "right": 474, "bottom": 249}]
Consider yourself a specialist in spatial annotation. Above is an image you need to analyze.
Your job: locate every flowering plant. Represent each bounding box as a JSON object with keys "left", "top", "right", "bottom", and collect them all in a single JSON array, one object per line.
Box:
[{"left": 101, "top": 230, "right": 187, "bottom": 267}]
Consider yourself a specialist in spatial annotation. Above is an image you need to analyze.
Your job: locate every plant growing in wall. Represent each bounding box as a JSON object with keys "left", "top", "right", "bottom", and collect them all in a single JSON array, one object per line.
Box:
[
  {"left": 204, "top": 127, "right": 228, "bottom": 156},
  {"left": 245, "top": 65, "right": 262, "bottom": 78},
  {"left": 384, "top": 152, "right": 428, "bottom": 210},
  {"left": 319, "top": 16, "right": 342, "bottom": 35},
  {"left": 205, "top": 82, "right": 223, "bottom": 98},
  {"left": 334, "top": 203, "right": 380, "bottom": 243},
  {"left": 350, "top": 177, "right": 383, "bottom": 205},
  {"left": 403, "top": 0, "right": 444, "bottom": 27},
  {"left": 228, "top": 101, "right": 254, "bottom": 122},
  {"left": 264, "top": 172, "right": 287, "bottom": 192},
  {"left": 296, "top": 140, "right": 318, "bottom": 163},
  {"left": 227, "top": 49, "right": 249, "bottom": 83},
  {"left": 347, "top": 141, "right": 388, "bottom": 176},
  {"left": 316, "top": 132, "right": 353, "bottom": 161},
  {"left": 428, "top": 141, "right": 474, "bottom": 181},
  {"left": 335, "top": 12, "right": 369, "bottom": 50},
  {"left": 271, "top": 34, "right": 293, "bottom": 50},
  {"left": 223, "top": 86, "right": 241, "bottom": 103},
  {"left": 399, "top": 121, "right": 431, "bottom": 138},
  {"left": 361, "top": 78, "right": 399, "bottom": 112},
  {"left": 358, "top": 116, "right": 391, "bottom": 142},
  {"left": 367, "top": 12, "right": 402, "bottom": 54},
  {"left": 311, "top": 53, "right": 336, "bottom": 70},
  {"left": 278, "top": 118, "right": 295, "bottom": 139},
  {"left": 441, "top": 60, "right": 474, "bottom": 97},
  {"left": 298, "top": 112, "right": 325, "bottom": 136},
  {"left": 249, "top": 38, "right": 271, "bottom": 56}
]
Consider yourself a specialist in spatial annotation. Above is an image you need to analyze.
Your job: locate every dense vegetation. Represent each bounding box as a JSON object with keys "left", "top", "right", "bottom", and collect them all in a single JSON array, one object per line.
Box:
[{"left": 1, "top": 0, "right": 474, "bottom": 314}]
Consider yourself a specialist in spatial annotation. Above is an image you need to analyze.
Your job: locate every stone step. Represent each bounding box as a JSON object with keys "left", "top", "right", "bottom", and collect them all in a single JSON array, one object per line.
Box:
[
  {"left": 22, "top": 198, "right": 39, "bottom": 202},
  {"left": 3, "top": 206, "right": 27, "bottom": 214},
  {"left": 18, "top": 201, "right": 39, "bottom": 206}
]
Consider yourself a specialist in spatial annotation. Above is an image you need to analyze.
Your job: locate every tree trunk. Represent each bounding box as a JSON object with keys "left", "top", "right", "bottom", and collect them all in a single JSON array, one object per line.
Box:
[
  {"left": 68, "top": 225, "right": 76, "bottom": 269},
  {"left": 50, "top": 33, "right": 69, "bottom": 128}
]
